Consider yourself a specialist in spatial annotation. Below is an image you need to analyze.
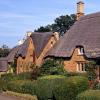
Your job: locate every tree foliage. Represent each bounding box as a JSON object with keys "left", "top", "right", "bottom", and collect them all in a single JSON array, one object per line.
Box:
[
  {"left": 34, "top": 25, "right": 51, "bottom": 32},
  {"left": 34, "top": 14, "right": 76, "bottom": 36},
  {"left": 86, "top": 61, "right": 97, "bottom": 81},
  {"left": 0, "top": 45, "right": 10, "bottom": 57},
  {"left": 41, "top": 59, "right": 64, "bottom": 75}
]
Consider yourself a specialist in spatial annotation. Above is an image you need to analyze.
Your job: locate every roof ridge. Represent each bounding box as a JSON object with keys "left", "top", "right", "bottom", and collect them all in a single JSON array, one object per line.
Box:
[{"left": 79, "top": 12, "right": 100, "bottom": 21}]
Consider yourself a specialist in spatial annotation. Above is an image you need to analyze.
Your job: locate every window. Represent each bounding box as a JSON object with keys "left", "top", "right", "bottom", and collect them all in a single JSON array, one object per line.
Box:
[
  {"left": 77, "top": 62, "right": 86, "bottom": 72},
  {"left": 78, "top": 47, "right": 84, "bottom": 55},
  {"left": 51, "top": 41, "right": 53, "bottom": 47}
]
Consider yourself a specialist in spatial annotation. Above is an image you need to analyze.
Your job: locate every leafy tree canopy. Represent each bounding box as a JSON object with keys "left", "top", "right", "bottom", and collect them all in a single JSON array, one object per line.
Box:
[
  {"left": 34, "top": 14, "right": 76, "bottom": 36},
  {"left": 0, "top": 44, "right": 10, "bottom": 57}
]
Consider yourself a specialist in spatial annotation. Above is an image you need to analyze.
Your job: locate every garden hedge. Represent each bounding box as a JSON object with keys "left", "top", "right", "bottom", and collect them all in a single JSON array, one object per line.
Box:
[
  {"left": 76, "top": 90, "right": 100, "bottom": 100},
  {"left": 53, "top": 76, "right": 89, "bottom": 100},
  {"left": 5, "top": 76, "right": 88, "bottom": 100}
]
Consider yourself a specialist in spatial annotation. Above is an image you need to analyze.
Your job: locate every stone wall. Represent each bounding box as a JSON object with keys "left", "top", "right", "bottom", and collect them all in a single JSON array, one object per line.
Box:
[
  {"left": 64, "top": 48, "right": 87, "bottom": 72},
  {"left": 16, "top": 33, "right": 59, "bottom": 73},
  {"left": 16, "top": 38, "right": 35, "bottom": 74}
]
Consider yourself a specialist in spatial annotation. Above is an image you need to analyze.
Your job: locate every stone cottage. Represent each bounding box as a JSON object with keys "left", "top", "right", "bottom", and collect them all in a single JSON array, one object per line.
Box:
[
  {"left": 0, "top": 46, "right": 21, "bottom": 75},
  {"left": 16, "top": 32, "right": 59, "bottom": 74},
  {"left": 47, "top": 5, "right": 100, "bottom": 81}
]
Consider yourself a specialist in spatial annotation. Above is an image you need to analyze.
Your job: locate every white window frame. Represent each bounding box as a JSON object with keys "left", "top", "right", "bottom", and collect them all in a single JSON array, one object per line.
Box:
[
  {"left": 77, "top": 62, "right": 86, "bottom": 72},
  {"left": 78, "top": 47, "right": 84, "bottom": 55}
]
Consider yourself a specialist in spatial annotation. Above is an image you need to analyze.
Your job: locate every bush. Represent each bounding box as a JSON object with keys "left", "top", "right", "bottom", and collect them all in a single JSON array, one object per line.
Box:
[
  {"left": 0, "top": 72, "right": 32, "bottom": 92},
  {"left": 76, "top": 90, "right": 100, "bottom": 100},
  {"left": 1, "top": 73, "right": 15, "bottom": 82},
  {"left": 41, "top": 59, "right": 65, "bottom": 75},
  {"left": 6, "top": 75, "right": 66, "bottom": 100},
  {"left": 36, "top": 75, "right": 66, "bottom": 100},
  {"left": 94, "top": 82, "right": 100, "bottom": 90},
  {"left": 66, "top": 72, "right": 87, "bottom": 77},
  {"left": 7, "top": 80, "right": 36, "bottom": 95},
  {"left": 53, "top": 76, "right": 89, "bottom": 100},
  {"left": 38, "top": 75, "right": 66, "bottom": 80},
  {"left": 5, "top": 76, "right": 89, "bottom": 100},
  {"left": 0, "top": 79, "right": 7, "bottom": 92},
  {"left": 31, "top": 66, "right": 40, "bottom": 80},
  {"left": 1, "top": 72, "right": 31, "bottom": 82}
]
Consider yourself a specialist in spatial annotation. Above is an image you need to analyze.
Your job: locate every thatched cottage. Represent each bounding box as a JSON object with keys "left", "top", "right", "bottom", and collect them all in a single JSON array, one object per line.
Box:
[
  {"left": 47, "top": 2, "right": 100, "bottom": 80},
  {"left": 16, "top": 32, "right": 59, "bottom": 74},
  {"left": 0, "top": 46, "right": 20, "bottom": 75}
]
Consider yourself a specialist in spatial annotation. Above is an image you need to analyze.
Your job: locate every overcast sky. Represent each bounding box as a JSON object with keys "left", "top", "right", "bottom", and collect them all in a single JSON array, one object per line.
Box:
[{"left": 0, "top": 0, "right": 100, "bottom": 48}]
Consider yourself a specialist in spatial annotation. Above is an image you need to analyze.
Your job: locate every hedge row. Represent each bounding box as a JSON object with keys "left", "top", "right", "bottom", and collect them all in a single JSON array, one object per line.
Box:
[
  {"left": 76, "top": 90, "right": 100, "bottom": 100},
  {"left": 5, "top": 76, "right": 89, "bottom": 100},
  {"left": 1, "top": 72, "right": 31, "bottom": 82},
  {"left": 53, "top": 76, "right": 89, "bottom": 100}
]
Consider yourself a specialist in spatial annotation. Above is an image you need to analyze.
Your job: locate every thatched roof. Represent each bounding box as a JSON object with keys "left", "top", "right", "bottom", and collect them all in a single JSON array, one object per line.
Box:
[
  {"left": 31, "top": 32, "right": 54, "bottom": 57},
  {"left": 0, "top": 57, "right": 7, "bottom": 72},
  {"left": 0, "top": 46, "right": 21, "bottom": 72},
  {"left": 48, "top": 12, "right": 100, "bottom": 58},
  {"left": 16, "top": 32, "right": 54, "bottom": 58},
  {"left": 16, "top": 39, "right": 29, "bottom": 58},
  {"left": 7, "top": 46, "right": 21, "bottom": 62}
]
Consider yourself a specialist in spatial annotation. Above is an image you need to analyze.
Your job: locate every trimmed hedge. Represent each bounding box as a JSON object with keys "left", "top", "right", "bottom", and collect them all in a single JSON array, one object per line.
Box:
[
  {"left": 66, "top": 72, "right": 88, "bottom": 77},
  {"left": 53, "top": 76, "right": 89, "bottom": 100},
  {"left": 95, "top": 83, "right": 100, "bottom": 90},
  {"left": 38, "top": 75, "right": 66, "bottom": 80},
  {"left": 76, "top": 90, "right": 100, "bottom": 100},
  {"left": 7, "top": 80, "right": 36, "bottom": 95},
  {"left": 1, "top": 72, "right": 31, "bottom": 82},
  {"left": 6, "top": 76, "right": 88, "bottom": 100},
  {"left": 0, "top": 79, "right": 7, "bottom": 92},
  {"left": 35, "top": 76, "right": 66, "bottom": 100}
]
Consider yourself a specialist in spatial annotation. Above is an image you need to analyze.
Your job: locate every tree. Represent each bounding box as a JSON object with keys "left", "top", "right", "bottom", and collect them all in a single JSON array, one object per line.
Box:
[
  {"left": 0, "top": 45, "right": 10, "bottom": 57},
  {"left": 34, "top": 25, "right": 51, "bottom": 32},
  {"left": 41, "top": 59, "right": 64, "bottom": 75},
  {"left": 34, "top": 14, "right": 76, "bottom": 36},
  {"left": 52, "top": 14, "right": 76, "bottom": 36},
  {"left": 85, "top": 61, "right": 98, "bottom": 88}
]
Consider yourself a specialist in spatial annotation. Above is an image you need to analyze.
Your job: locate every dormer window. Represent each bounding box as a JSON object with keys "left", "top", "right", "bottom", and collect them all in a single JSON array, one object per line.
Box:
[{"left": 78, "top": 47, "right": 84, "bottom": 55}]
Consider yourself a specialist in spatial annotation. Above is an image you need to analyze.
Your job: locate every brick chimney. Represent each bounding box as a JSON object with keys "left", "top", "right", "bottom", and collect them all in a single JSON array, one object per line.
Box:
[{"left": 76, "top": 1, "right": 84, "bottom": 20}]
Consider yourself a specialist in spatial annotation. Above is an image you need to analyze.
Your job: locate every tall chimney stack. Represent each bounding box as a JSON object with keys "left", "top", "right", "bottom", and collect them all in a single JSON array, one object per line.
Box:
[{"left": 76, "top": 1, "right": 84, "bottom": 20}]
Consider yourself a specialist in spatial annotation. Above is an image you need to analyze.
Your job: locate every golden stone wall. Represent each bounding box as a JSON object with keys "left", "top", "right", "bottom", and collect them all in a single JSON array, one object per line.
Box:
[
  {"left": 64, "top": 48, "right": 87, "bottom": 72},
  {"left": 16, "top": 38, "right": 35, "bottom": 74},
  {"left": 16, "top": 33, "right": 59, "bottom": 74}
]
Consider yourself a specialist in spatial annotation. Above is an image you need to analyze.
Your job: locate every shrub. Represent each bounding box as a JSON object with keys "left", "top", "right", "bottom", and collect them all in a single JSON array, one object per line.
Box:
[
  {"left": 53, "top": 76, "right": 89, "bottom": 100},
  {"left": 41, "top": 59, "right": 65, "bottom": 75},
  {"left": 85, "top": 61, "right": 97, "bottom": 81},
  {"left": 66, "top": 72, "right": 87, "bottom": 77},
  {"left": 7, "top": 80, "right": 36, "bottom": 95},
  {"left": 1, "top": 72, "right": 31, "bottom": 82},
  {"left": 31, "top": 66, "right": 40, "bottom": 80},
  {"left": 0, "top": 79, "right": 7, "bottom": 92},
  {"left": 16, "top": 72, "right": 31, "bottom": 80},
  {"left": 76, "top": 90, "right": 100, "bottom": 100},
  {"left": 36, "top": 75, "right": 66, "bottom": 100},
  {"left": 38, "top": 75, "right": 66, "bottom": 80},
  {"left": 0, "top": 72, "right": 32, "bottom": 92},
  {"left": 5, "top": 76, "right": 89, "bottom": 100},
  {"left": 94, "top": 82, "right": 100, "bottom": 90},
  {"left": 1, "top": 73, "right": 15, "bottom": 82}
]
